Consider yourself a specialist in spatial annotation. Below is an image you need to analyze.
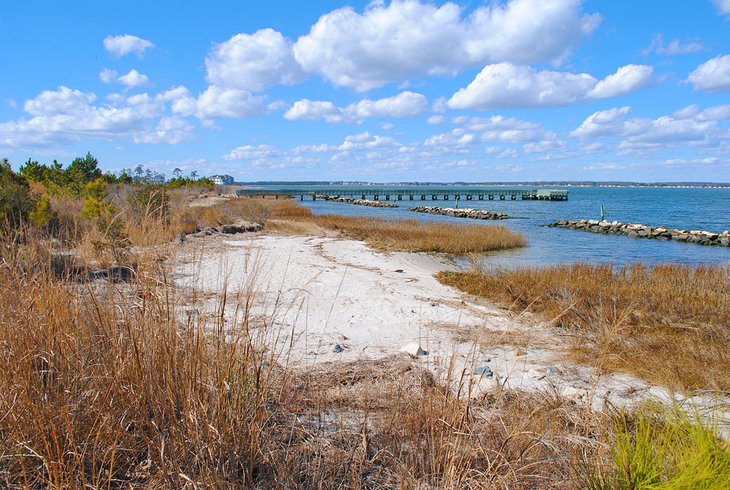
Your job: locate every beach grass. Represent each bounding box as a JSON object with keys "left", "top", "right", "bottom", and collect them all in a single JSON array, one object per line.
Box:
[
  {"left": 1, "top": 192, "right": 726, "bottom": 488},
  {"left": 188, "top": 197, "right": 527, "bottom": 254},
  {"left": 437, "top": 263, "right": 730, "bottom": 392},
  {"left": 0, "top": 228, "right": 585, "bottom": 488}
]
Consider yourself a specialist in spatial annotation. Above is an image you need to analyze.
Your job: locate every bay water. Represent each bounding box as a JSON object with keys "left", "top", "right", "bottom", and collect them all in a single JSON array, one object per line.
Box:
[{"left": 258, "top": 185, "right": 730, "bottom": 268}]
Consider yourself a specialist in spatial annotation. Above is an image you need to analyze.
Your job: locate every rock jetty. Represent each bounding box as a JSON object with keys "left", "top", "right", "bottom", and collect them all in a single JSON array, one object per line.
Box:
[
  {"left": 320, "top": 196, "right": 397, "bottom": 208},
  {"left": 409, "top": 206, "right": 509, "bottom": 220},
  {"left": 550, "top": 219, "right": 730, "bottom": 247},
  {"left": 183, "top": 220, "right": 263, "bottom": 240}
]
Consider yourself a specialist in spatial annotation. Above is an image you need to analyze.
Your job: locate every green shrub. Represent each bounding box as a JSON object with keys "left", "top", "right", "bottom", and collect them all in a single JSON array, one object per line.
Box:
[
  {"left": 583, "top": 403, "right": 730, "bottom": 489},
  {"left": 0, "top": 159, "right": 37, "bottom": 230}
]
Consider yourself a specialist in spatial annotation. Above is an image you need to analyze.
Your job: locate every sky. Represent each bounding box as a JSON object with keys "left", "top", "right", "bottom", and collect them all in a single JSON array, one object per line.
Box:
[{"left": 1, "top": 0, "right": 730, "bottom": 183}]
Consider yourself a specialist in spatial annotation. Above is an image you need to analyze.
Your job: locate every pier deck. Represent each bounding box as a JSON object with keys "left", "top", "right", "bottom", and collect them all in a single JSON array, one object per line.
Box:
[{"left": 236, "top": 188, "right": 568, "bottom": 201}]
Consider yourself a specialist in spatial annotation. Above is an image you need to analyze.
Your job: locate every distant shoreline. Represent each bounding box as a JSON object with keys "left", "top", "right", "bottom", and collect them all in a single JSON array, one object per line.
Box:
[{"left": 236, "top": 181, "right": 730, "bottom": 189}]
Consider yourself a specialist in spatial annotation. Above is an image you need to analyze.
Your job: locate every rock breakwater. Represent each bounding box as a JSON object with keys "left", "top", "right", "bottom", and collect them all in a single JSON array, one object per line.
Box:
[
  {"left": 550, "top": 219, "right": 730, "bottom": 246},
  {"left": 409, "top": 206, "right": 509, "bottom": 220},
  {"left": 320, "top": 196, "right": 397, "bottom": 208}
]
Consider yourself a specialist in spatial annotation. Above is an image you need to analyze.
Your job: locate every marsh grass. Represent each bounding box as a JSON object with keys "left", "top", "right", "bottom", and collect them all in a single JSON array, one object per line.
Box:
[
  {"left": 436, "top": 263, "right": 730, "bottom": 392},
  {"left": 217, "top": 197, "right": 526, "bottom": 254}
]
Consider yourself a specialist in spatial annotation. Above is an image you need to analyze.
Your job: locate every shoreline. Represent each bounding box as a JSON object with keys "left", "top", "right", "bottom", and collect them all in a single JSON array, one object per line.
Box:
[{"left": 174, "top": 231, "right": 726, "bottom": 415}]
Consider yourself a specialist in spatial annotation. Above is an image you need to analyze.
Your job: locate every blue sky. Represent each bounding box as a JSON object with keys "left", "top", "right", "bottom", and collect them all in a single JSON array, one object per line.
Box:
[{"left": 1, "top": 0, "right": 729, "bottom": 182}]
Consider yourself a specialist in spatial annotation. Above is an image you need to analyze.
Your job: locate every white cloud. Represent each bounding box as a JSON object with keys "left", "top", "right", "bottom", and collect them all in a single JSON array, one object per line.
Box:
[
  {"left": 700, "top": 104, "right": 730, "bottom": 121},
  {"left": 284, "top": 91, "right": 427, "bottom": 123},
  {"left": 284, "top": 99, "right": 343, "bottom": 123},
  {"left": 117, "top": 69, "right": 150, "bottom": 87},
  {"left": 161, "top": 85, "right": 264, "bottom": 120},
  {"left": 1, "top": 86, "right": 166, "bottom": 148},
  {"left": 687, "top": 54, "right": 730, "bottom": 92},
  {"left": 586, "top": 65, "right": 654, "bottom": 99},
  {"left": 713, "top": 0, "right": 730, "bottom": 16},
  {"left": 570, "top": 106, "right": 632, "bottom": 138},
  {"left": 195, "top": 86, "right": 264, "bottom": 119},
  {"left": 643, "top": 34, "right": 704, "bottom": 55},
  {"left": 205, "top": 29, "right": 304, "bottom": 91},
  {"left": 293, "top": 0, "right": 600, "bottom": 91},
  {"left": 427, "top": 115, "right": 445, "bottom": 124},
  {"left": 99, "top": 69, "right": 118, "bottom": 84},
  {"left": 291, "top": 143, "right": 336, "bottom": 154},
  {"left": 346, "top": 91, "right": 427, "bottom": 119},
  {"left": 449, "top": 63, "right": 652, "bottom": 110},
  {"left": 24, "top": 86, "right": 96, "bottom": 116},
  {"left": 103, "top": 34, "right": 154, "bottom": 57},
  {"left": 338, "top": 132, "right": 399, "bottom": 150},
  {"left": 224, "top": 144, "right": 278, "bottom": 160},
  {"left": 133, "top": 116, "right": 193, "bottom": 144},
  {"left": 100, "top": 68, "right": 150, "bottom": 87},
  {"left": 424, "top": 129, "right": 476, "bottom": 147},
  {"left": 570, "top": 105, "right": 725, "bottom": 152}
]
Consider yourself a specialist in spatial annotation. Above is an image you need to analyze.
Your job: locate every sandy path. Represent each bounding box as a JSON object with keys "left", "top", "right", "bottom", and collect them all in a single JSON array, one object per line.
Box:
[{"left": 173, "top": 233, "right": 727, "bottom": 417}]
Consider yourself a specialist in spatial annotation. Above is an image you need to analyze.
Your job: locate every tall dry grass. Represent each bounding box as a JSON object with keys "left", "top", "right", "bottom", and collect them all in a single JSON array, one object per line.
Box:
[
  {"left": 437, "top": 263, "right": 730, "bottom": 392},
  {"left": 0, "top": 227, "right": 594, "bottom": 488},
  {"left": 221, "top": 197, "right": 527, "bottom": 254}
]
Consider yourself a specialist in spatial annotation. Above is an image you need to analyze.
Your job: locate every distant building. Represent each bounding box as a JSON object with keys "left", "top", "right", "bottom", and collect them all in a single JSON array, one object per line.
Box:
[{"left": 210, "top": 174, "right": 234, "bottom": 185}]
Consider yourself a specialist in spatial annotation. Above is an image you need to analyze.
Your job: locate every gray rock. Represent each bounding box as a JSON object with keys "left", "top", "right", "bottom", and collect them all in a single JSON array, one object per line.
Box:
[{"left": 474, "top": 366, "right": 493, "bottom": 378}]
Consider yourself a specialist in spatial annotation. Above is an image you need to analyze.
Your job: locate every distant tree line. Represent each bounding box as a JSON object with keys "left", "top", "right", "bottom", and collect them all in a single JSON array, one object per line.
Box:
[{"left": 0, "top": 153, "right": 212, "bottom": 234}]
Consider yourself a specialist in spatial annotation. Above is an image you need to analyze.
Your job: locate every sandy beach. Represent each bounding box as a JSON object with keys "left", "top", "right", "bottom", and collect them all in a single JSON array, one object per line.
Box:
[{"left": 172, "top": 231, "right": 717, "bottom": 414}]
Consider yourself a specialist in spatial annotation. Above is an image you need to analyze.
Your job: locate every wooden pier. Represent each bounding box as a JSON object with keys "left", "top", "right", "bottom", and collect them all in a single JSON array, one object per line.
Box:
[{"left": 236, "top": 188, "right": 568, "bottom": 201}]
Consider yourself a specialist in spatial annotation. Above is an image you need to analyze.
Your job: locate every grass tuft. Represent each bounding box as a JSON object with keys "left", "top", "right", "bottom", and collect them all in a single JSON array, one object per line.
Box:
[{"left": 437, "top": 263, "right": 730, "bottom": 392}]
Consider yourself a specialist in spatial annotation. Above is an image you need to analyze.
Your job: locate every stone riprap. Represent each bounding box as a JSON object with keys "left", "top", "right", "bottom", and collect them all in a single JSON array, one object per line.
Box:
[
  {"left": 409, "top": 206, "right": 509, "bottom": 220},
  {"left": 183, "top": 220, "right": 263, "bottom": 240},
  {"left": 320, "top": 196, "right": 397, "bottom": 208},
  {"left": 550, "top": 219, "right": 730, "bottom": 247}
]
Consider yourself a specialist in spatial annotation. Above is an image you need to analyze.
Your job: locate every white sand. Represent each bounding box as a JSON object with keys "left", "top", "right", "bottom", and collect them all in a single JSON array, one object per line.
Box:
[{"left": 174, "top": 232, "right": 728, "bottom": 419}]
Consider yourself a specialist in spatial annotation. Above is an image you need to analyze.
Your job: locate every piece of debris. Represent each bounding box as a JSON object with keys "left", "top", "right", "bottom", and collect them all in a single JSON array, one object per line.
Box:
[
  {"left": 394, "top": 269, "right": 404, "bottom": 273},
  {"left": 333, "top": 344, "right": 344, "bottom": 353},
  {"left": 400, "top": 342, "right": 427, "bottom": 357}
]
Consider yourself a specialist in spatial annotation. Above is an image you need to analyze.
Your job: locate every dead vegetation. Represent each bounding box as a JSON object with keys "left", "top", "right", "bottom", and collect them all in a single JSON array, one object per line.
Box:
[
  {"left": 437, "top": 263, "right": 730, "bottom": 392},
  {"left": 191, "top": 197, "right": 527, "bottom": 255}
]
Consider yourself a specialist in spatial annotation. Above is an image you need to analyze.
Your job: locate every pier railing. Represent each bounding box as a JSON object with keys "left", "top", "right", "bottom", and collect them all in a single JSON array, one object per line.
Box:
[{"left": 236, "top": 188, "right": 568, "bottom": 201}]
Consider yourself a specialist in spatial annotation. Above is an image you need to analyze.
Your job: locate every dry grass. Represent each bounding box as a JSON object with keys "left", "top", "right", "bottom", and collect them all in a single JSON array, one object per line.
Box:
[
  {"left": 220, "top": 197, "right": 526, "bottom": 255},
  {"left": 0, "top": 228, "right": 600, "bottom": 489},
  {"left": 437, "top": 263, "right": 730, "bottom": 392}
]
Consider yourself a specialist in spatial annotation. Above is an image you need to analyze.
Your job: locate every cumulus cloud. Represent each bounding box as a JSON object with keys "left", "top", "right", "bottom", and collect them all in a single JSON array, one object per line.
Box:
[
  {"left": 205, "top": 28, "right": 305, "bottom": 91},
  {"left": 117, "top": 69, "right": 150, "bottom": 87},
  {"left": 570, "top": 105, "right": 726, "bottom": 152},
  {"left": 570, "top": 106, "right": 633, "bottom": 138},
  {"left": 424, "top": 129, "right": 476, "bottom": 147},
  {"left": 0, "top": 86, "right": 171, "bottom": 148},
  {"left": 224, "top": 144, "right": 278, "bottom": 160},
  {"left": 195, "top": 86, "right": 264, "bottom": 119},
  {"left": 160, "top": 85, "right": 264, "bottom": 120},
  {"left": 293, "top": 0, "right": 600, "bottom": 91},
  {"left": 338, "top": 132, "right": 399, "bottom": 150},
  {"left": 449, "top": 63, "right": 653, "bottom": 110},
  {"left": 24, "top": 86, "right": 96, "bottom": 116},
  {"left": 586, "top": 65, "right": 654, "bottom": 99},
  {"left": 284, "top": 91, "right": 427, "bottom": 123},
  {"left": 101, "top": 69, "right": 150, "bottom": 87},
  {"left": 103, "top": 34, "right": 154, "bottom": 57},
  {"left": 133, "top": 116, "right": 193, "bottom": 144},
  {"left": 284, "top": 99, "right": 344, "bottom": 123},
  {"left": 687, "top": 54, "right": 730, "bottom": 92}
]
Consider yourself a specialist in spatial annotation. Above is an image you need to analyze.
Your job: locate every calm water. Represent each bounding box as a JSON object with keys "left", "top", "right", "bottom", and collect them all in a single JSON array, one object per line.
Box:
[{"left": 260, "top": 185, "right": 730, "bottom": 268}]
